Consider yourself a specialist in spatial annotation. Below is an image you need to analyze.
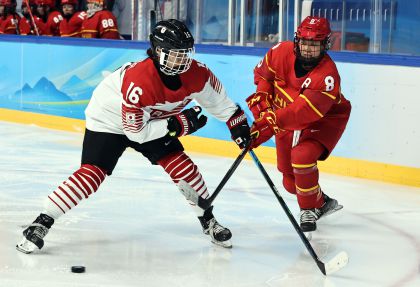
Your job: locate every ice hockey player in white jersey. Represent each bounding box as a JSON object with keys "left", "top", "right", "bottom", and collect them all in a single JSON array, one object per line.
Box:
[{"left": 16, "top": 19, "right": 251, "bottom": 253}]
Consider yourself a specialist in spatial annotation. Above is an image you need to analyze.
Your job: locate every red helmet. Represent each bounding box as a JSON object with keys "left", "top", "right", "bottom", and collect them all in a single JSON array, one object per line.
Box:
[
  {"left": 21, "top": 0, "right": 36, "bottom": 7},
  {"left": 61, "top": 0, "right": 77, "bottom": 5},
  {"left": 296, "top": 16, "right": 331, "bottom": 42},
  {"left": 87, "top": 0, "right": 104, "bottom": 5},
  {"left": 0, "top": 0, "right": 16, "bottom": 7},
  {"left": 294, "top": 16, "right": 331, "bottom": 70},
  {"left": 35, "top": 0, "right": 55, "bottom": 8}
]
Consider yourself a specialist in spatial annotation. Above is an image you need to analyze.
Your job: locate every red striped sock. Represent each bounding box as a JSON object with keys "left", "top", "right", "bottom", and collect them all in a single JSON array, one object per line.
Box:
[
  {"left": 43, "top": 164, "right": 106, "bottom": 219},
  {"left": 158, "top": 152, "right": 209, "bottom": 200}
]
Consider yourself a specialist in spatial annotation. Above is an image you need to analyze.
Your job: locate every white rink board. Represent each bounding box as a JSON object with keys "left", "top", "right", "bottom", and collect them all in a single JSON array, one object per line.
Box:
[{"left": 0, "top": 121, "right": 419, "bottom": 287}]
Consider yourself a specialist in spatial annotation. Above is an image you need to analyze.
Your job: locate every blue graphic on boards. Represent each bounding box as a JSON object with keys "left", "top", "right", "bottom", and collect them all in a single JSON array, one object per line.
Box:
[
  {"left": 3, "top": 76, "right": 92, "bottom": 119},
  {"left": 0, "top": 38, "right": 274, "bottom": 146}
]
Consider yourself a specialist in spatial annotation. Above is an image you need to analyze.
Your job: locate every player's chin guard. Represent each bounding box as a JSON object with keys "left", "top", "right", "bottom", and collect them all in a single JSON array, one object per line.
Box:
[
  {"left": 294, "top": 16, "right": 331, "bottom": 70},
  {"left": 149, "top": 19, "right": 195, "bottom": 76}
]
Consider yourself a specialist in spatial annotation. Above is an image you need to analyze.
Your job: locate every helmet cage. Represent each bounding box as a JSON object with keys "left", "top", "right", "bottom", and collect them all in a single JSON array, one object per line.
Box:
[
  {"left": 150, "top": 19, "right": 195, "bottom": 75},
  {"left": 87, "top": 0, "right": 103, "bottom": 17},
  {"left": 157, "top": 46, "right": 195, "bottom": 76},
  {"left": 294, "top": 34, "right": 330, "bottom": 68},
  {"left": 293, "top": 16, "right": 331, "bottom": 69}
]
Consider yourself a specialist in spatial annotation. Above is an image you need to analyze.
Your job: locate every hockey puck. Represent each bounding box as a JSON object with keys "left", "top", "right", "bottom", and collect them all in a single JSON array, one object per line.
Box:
[{"left": 71, "top": 266, "right": 86, "bottom": 273}]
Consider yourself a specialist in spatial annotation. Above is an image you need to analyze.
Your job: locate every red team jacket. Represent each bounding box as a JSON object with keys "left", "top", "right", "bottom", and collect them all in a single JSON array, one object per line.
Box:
[
  {"left": 85, "top": 59, "right": 237, "bottom": 144},
  {"left": 44, "top": 10, "right": 63, "bottom": 36},
  {"left": 254, "top": 41, "right": 351, "bottom": 157},
  {"left": 0, "top": 14, "right": 31, "bottom": 35},
  {"left": 19, "top": 15, "right": 47, "bottom": 35},
  {"left": 59, "top": 11, "right": 86, "bottom": 37},
  {"left": 81, "top": 10, "right": 119, "bottom": 39}
]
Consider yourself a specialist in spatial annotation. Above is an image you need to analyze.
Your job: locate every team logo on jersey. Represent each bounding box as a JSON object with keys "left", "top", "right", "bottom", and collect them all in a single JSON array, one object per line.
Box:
[{"left": 126, "top": 113, "right": 136, "bottom": 125}]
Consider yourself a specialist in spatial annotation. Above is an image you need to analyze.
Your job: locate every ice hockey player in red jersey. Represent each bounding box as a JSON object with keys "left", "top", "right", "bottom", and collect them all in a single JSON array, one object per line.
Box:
[
  {"left": 247, "top": 16, "right": 351, "bottom": 233},
  {"left": 35, "top": 0, "right": 62, "bottom": 36},
  {"left": 16, "top": 19, "right": 251, "bottom": 254},
  {"left": 0, "top": 0, "right": 31, "bottom": 35},
  {"left": 59, "top": 0, "right": 86, "bottom": 37},
  {"left": 21, "top": 0, "right": 47, "bottom": 35},
  {"left": 81, "top": 0, "right": 119, "bottom": 39}
]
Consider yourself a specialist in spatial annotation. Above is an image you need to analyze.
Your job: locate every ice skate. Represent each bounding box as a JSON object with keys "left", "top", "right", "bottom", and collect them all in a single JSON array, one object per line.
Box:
[
  {"left": 319, "top": 193, "right": 343, "bottom": 219},
  {"left": 300, "top": 194, "right": 343, "bottom": 232},
  {"left": 198, "top": 206, "right": 232, "bottom": 248},
  {"left": 16, "top": 213, "right": 54, "bottom": 254}
]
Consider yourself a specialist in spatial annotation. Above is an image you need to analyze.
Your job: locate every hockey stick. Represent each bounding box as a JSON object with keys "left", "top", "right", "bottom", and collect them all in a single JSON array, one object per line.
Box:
[
  {"left": 248, "top": 150, "right": 349, "bottom": 275},
  {"left": 178, "top": 142, "right": 251, "bottom": 210},
  {"left": 24, "top": 0, "right": 39, "bottom": 36}
]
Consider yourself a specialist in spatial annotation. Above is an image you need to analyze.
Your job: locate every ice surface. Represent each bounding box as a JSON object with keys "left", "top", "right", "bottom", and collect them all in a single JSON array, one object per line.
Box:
[{"left": 0, "top": 121, "right": 419, "bottom": 287}]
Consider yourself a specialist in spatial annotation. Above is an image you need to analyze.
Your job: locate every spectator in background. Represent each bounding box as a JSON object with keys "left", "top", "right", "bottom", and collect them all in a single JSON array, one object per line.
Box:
[
  {"left": 81, "top": 0, "right": 119, "bottom": 39},
  {"left": 35, "top": 0, "right": 62, "bottom": 36},
  {"left": 59, "top": 0, "right": 85, "bottom": 37},
  {"left": 0, "top": 0, "right": 31, "bottom": 35},
  {"left": 0, "top": 1, "right": 4, "bottom": 27},
  {"left": 21, "top": 0, "right": 47, "bottom": 35}
]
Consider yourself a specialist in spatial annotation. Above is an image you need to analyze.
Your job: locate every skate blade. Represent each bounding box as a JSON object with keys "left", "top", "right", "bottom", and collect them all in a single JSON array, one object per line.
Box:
[
  {"left": 321, "top": 204, "right": 343, "bottom": 219},
  {"left": 211, "top": 239, "right": 232, "bottom": 249},
  {"left": 16, "top": 238, "right": 37, "bottom": 254}
]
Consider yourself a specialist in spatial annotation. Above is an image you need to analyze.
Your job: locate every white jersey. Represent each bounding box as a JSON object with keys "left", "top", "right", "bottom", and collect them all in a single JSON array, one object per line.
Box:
[{"left": 85, "top": 58, "right": 237, "bottom": 144}]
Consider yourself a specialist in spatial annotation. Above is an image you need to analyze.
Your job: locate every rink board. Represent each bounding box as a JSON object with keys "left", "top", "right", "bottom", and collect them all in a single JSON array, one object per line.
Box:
[{"left": 0, "top": 35, "right": 419, "bottom": 186}]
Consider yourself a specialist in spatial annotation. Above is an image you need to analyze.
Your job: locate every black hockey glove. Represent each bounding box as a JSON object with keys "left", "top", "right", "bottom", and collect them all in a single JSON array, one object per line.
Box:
[
  {"left": 168, "top": 106, "right": 208, "bottom": 137},
  {"left": 226, "top": 105, "right": 251, "bottom": 149}
]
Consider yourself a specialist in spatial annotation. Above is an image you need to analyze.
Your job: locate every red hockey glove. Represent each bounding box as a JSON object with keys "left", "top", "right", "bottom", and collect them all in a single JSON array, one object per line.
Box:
[
  {"left": 246, "top": 92, "right": 273, "bottom": 119},
  {"left": 226, "top": 105, "right": 251, "bottom": 149},
  {"left": 168, "top": 106, "right": 207, "bottom": 137},
  {"left": 250, "top": 110, "right": 280, "bottom": 148}
]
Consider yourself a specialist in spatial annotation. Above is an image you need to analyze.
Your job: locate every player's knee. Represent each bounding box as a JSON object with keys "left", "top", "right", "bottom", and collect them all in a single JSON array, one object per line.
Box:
[
  {"left": 291, "top": 140, "right": 324, "bottom": 165},
  {"left": 282, "top": 173, "right": 296, "bottom": 194}
]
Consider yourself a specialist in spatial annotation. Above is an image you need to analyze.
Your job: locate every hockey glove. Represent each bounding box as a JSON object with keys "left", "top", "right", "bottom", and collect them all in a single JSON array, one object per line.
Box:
[
  {"left": 168, "top": 106, "right": 208, "bottom": 137},
  {"left": 246, "top": 92, "right": 273, "bottom": 119},
  {"left": 250, "top": 110, "right": 280, "bottom": 148},
  {"left": 226, "top": 105, "right": 251, "bottom": 149}
]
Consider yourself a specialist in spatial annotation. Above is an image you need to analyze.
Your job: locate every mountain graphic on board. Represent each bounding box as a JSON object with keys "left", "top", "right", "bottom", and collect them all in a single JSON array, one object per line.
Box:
[
  {"left": 14, "top": 77, "right": 73, "bottom": 102},
  {"left": 60, "top": 75, "right": 95, "bottom": 101}
]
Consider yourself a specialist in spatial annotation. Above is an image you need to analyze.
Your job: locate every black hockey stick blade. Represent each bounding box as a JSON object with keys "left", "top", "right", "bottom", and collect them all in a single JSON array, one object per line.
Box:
[
  {"left": 178, "top": 142, "right": 251, "bottom": 210},
  {"left": 248, "top": 150, "right": 349, "bottom": 275}
]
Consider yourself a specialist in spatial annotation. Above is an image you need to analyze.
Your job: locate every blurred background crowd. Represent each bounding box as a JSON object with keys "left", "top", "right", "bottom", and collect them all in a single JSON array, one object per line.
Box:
[
  {"left": 1, "top": 0, "right": 419, "bottom": 56},
  {"left": 0, "top": 0, "right": 123, "bottom": 38}
]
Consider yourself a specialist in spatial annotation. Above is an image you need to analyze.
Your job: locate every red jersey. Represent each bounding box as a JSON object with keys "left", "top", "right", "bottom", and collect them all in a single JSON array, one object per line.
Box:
[
  {"left": 85, "top": 59, "right": 237, "bottom": 144},
  {"left": 81, "top": 10, "right": 119, "bottom": 39},
  {"left": 254, "top": 41, "right": 351, "bottom": 154},
  {"left": 59, "top": 11, "right": 86, "bottom": 37},
  {"left": 24, "top": 15, "right": 48, "bottom": 35},
  {"left": 44, "top": 11, "right": 63, "bottom": 36},
  {"left": 0, "top": 14, "right": 31, "bottom": 35}
]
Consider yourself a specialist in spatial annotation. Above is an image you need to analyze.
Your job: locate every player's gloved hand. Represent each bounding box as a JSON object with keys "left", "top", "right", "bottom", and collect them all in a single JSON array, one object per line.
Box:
[
  {"left": 246, "top": 92, "right": 273, "bottom": 119},
  {"left": 250, "top": 110, "right": 280, "bottom": 148},
  {"left": 168, "top": 106, "right": 207, "bottom": 137},
  {"left": 226, "top": 105, "right": 251, "bottom": 149}
]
